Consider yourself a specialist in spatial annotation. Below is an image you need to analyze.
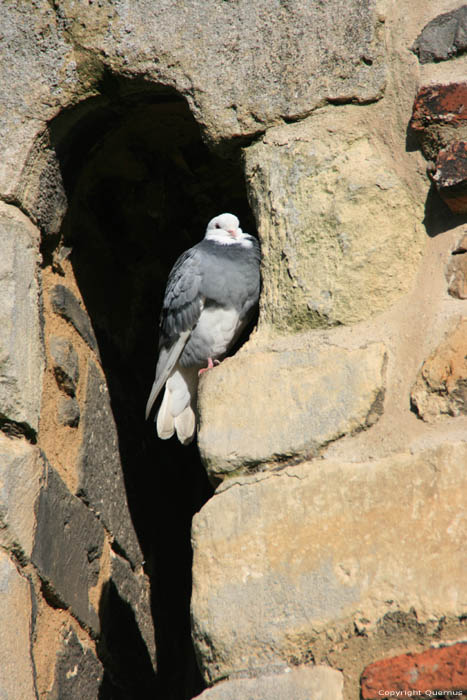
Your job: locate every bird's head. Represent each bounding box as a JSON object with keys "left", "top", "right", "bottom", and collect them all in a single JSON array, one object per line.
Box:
[{"left": 205, "top": 213, "right": 243, "bottom": 244}]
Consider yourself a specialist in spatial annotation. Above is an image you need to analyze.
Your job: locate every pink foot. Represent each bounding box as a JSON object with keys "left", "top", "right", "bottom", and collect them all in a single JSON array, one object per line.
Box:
[{"left": 198, "top": 358, "right": 220, "bottom": 376}]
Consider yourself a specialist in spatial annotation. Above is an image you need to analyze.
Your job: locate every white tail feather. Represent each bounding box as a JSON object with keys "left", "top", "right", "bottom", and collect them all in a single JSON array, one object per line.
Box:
[
  {"left": 156, "top": 386, "right": 175, "bottom": 440},
  {"left": 156, "top": 364, "right": 199, "bottom": 443}
]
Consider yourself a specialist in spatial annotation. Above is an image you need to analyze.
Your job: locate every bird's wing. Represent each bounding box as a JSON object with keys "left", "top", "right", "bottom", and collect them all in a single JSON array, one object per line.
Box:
[{"left": 145, "top": 247, "right": 204, "bottom": 419}]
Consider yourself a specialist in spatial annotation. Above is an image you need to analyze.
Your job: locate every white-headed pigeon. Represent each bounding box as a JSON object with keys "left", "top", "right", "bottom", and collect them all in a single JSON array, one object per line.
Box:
[{"left": 145, "top": 213, "right": 261, "bottom": 444}]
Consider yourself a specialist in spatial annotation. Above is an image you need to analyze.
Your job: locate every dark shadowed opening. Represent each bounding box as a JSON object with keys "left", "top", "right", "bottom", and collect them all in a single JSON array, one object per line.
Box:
[{"left": 45, "top": 75, "right": 256, "bottom": 699}]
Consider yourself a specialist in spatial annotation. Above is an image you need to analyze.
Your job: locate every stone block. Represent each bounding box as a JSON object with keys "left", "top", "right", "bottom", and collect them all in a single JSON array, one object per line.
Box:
[
  {"left": 410, "top": 82, "right": 467, "bottom": 160},
  {"left": 412, "top": 6, "right": 467, "bottom": 64},
  {"left": 0, "top": 551, "right": 36, "bottom": 699},
  {"left": 447, "top": 236, "right": 467, "bottom": 299},
  {"left": 194, "top": 665, "right": 344, "bottom": 700},
  {"left": 191, "top": 443, "right": 467, "bottom": 683},
  {"left": 432, "top": 140, "right": 467, "bottom": 214},
  {"left": 31, "top": 463, "right": 104, "bottom": 634},
  {"left": 0, "top": 202, "right": 44, "bottom": 432},
  {"left": 244, "top": 112, "right": 424, "bottom": 330},
  {"left": 411, "top": 319, "right": 467, "bottom": 421},
  {"left": 361, "top": 642, "right": 467, "bottom": 698},
  {"left": 198, "top": 340, "right": 386, "bottom": 480},
  {"left": 77, "top": 360, "right": 143, "bottom": 568},
  {"left": 49, "top": 335, "right": 79, "bottom": 396},
  {"left": 0, "top": 435, "right": 42, "bottom": 560},
  {"left": 49, "top": 628, "right": 104, "bottom": 700},
  {"left": 50, "top": 285, "right": 98, "bottom": 353},
  {"left": 57, "top": 396, "right": 80, "bottom": 427}
]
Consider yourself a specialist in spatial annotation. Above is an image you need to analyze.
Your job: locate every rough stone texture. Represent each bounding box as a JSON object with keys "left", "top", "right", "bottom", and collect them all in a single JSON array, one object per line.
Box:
[
  {"left": 77, "top": 360, "right": 143, "bottom": 568},
  {"left": 50, "top": 285, "right": 98, "bottom": 353},
  {"left": 198, "top": 339, "right": 386, "bottom": 479},
  {"left": 410, "top": 82, "right": 467, "bottom": 161},
  {"left": 191, "top": 443, "right": 467, "bottom": 683},
  {"left": 195, "top": 666, "right": 344, "bottom": 700},
  {"left": 48, "top": 628, "right": 104, "bottom": 700},
  {"left": 244, "top": 111, "right": 425, "bottom": 330},
  {"left": 0, "top": 435, "right": 42, "bottom": 561},
  {"left": 53, "top": 0, "right": 386, "bottom": 150},
  {"left": 447, "top": 235, "right": 467, "bottom": 298},
  {"left": 107, "top": 551, "right": 157, "bottom": 673},
  {"left": 412, "top": 6, "right": 467, "bottom": 64},
  {"left": 0, "top": 551, "right": 36, "bottom": 700},
  {"left": 57, "top": 396, "right": 80, "bottom": 428},
  {"left": 0, "top": 201, "right": 44, "bottom": 433},
  {"left": 361, "top": 642, "right": 467, "bottom": 698},
  {"left": 411, "top": 319, "right": 467, "bottom": 422},
  {"left": 49, "top": 335, "right": 79, "bottom": 397},
  {"left": 31, "top": 463, "right": 104, "bottom": 635},
  {"left": 432, "top": 140, "right": 467, "bottom": 214}
]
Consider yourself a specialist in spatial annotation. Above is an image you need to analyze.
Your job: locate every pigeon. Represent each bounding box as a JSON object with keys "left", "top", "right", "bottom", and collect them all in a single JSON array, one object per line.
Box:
[{"left": 145, "top": 213, "right": 261, "bottom": 444}]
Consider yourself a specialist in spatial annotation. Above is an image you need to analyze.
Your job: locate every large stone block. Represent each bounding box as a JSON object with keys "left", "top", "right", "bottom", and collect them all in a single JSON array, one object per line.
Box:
[
  {"left": 49, "top": 628, "right": 104, "bottom": 700},
  {"left": 0, "top": 551, "right": 36, "bottom": 699},
  {"left": 77, "top": 360, "right": 143, "bottom": 568},
  {"left": 0, "top": 202, "right": 44, "bottom": 433},
  {"left": 198, "top": 339, "right": 386, "bottom": 480},
  {"left": 191, "top": 443, "right": 467, "bottom": 683},
  {"left": 412, "top": 6, "right": 467, "bottom": 64},
  {"left": 31, "top": 463, "right": 105, "bottom": 635},
  {"left": 195, "top": 665, "right": 344, "bottom": 700},
  {"left": 55, "top": 0, "right": 386, "bottom": 149},
  {"left": 244, "top": 112, "right": 425, "bottom": 330},
  {"left": 0, "top": 435, "right": 42, "bottom": 560}
]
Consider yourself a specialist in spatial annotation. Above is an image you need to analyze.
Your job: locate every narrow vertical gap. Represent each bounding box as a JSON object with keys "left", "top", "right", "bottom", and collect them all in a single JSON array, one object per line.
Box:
[{"left": 48, "top": 79, "right": 255, "bottom": 699}]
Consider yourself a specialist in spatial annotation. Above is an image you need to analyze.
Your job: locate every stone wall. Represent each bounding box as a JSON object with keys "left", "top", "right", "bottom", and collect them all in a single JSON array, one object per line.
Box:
[{"left": 0, "top": 1, "right": 466, "bottom": 699}]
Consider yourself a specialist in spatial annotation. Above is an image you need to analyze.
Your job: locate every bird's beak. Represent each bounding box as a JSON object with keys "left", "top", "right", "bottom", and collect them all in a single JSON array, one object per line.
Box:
[{"left": 228, "top": 229, "right": 239, "bottom": 238}]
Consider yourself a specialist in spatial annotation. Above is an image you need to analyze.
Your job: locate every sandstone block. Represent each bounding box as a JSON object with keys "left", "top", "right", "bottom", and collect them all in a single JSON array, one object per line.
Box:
[
  {"left": 412, "top": 6, "right": 467, "bottom": 64},
  {"left": 194, "top": 665, "right": 344, "bottom": 700},
  {"left": 411, "top": 319, "right": 467, "bottom": 421},
  {"left": 49, "top": 628, "right": 104, "bottom": 700},
  {"left": 198, "top": 340, "right": 386, "bottom": 480},
  {"left": 244, "top": 113, "right": 424, "bottom": 330},
  {"left": 49, "top": 336, "right": 80, "bottom": 396},
  {"left": 361, "top": 642, "right": 467, "bottom": 699},
  {"left": 50, "top": 285, "right": 98, "bottom": 353},
  {"left": 447, "top": 236, "right": 467, "bottom": 298},
  {"left": 31, "top": 463, "right": 105, "bottom": 634},
  {"left": 0, "top": 551, "right": 36, "bottom": 699},
  {"left": 191, "top": 443, "right": 467, "bottom": 683},
  {"left": 0, "top": 202, "right": 44, "bottom": 432},
  {"left": 0, "top": 435, "right": 42, "bottom": 560},
  {"left": 77, "top": 360, "right": 143, "bottom": 568}
]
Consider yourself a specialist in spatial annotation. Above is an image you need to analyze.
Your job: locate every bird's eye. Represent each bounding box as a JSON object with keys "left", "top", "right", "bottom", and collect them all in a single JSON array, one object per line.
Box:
[{"left": 215, "top": 223, "right": 221, "bottom": 228}]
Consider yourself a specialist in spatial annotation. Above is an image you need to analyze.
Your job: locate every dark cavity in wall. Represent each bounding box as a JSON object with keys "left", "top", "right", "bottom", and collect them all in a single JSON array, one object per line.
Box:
[{"left": 47, "top": 75, "right": 256, "bottom": 699}]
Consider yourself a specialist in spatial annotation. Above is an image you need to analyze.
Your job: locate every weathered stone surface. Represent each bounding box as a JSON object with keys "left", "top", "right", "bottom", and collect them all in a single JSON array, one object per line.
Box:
[
  {"left": 191, "top": 443, "right": 467, "bottom": 683},
  {"left": 195, "top": 666, "right": 344, "bottom": 700},
  {"left": 108, "top": 551, "right": 157, "bottom": 673},
  {"left": 361, "top": 642, "right": 467, "bottom": 699},
  {"left": 0, "top": 202, "right": 44, "bottom": 432},
  {"left": 77, "top": 360, "right": 143, "bottom": 568},
  {"left": 432, "top": 140, "right": 467, "bottom": 214},
  {"left": 410, "top": 82, "right": 467, "bottom": 160},
  {"left": 411, "top": 319, "right": 467, "bottom": 421},
  {"left": 54, "top": 0, "right": 386, "bottom": 150},
  {"left": 57, "top": 396, "right": 80, "bottom": 428},
  {"left": 244, "top": 112, "right": 424, "bottom": 330},
  {"left": 412, "top": 6, "right": 467, "bottom": 64},
  {"left": 49, "top": 336, "right": 80, "bottom": 396},
  {"left": 49, "top": 628, "right": 104, "bottom": 700},
  {"left": 0, "top": 551, "right": 36, "bottom": 699},
  {"left": 447, "top": 236, "right": 467, "bottom": 299},
  {"left": 198, "top": 339, "right": 386, "bottom": 479},
  {"left": 50, "top": 285, "right": 98, "bottom": 353},
  {"left": 0, "top": 435, "right": 42, "bottom": 560},
  {"left": 31, "top": 463, "right": 104, "bottom": 634}
]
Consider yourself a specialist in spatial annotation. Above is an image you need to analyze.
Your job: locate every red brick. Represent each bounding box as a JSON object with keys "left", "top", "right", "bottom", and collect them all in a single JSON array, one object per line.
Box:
[
  {"left": 411, "top": 83, "right": 467, "bottom": 133},
  {"left": 432, "top": 140, "right": 467, "bottom": 213},
  {"left": 361, "top": 643, "right": 467, "bottom": 699}
]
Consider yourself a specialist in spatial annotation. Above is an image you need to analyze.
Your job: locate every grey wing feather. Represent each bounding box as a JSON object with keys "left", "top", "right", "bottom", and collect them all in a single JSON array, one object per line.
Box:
[{"left": 145, "top": 246, "right": 204, "bottom": 420}]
